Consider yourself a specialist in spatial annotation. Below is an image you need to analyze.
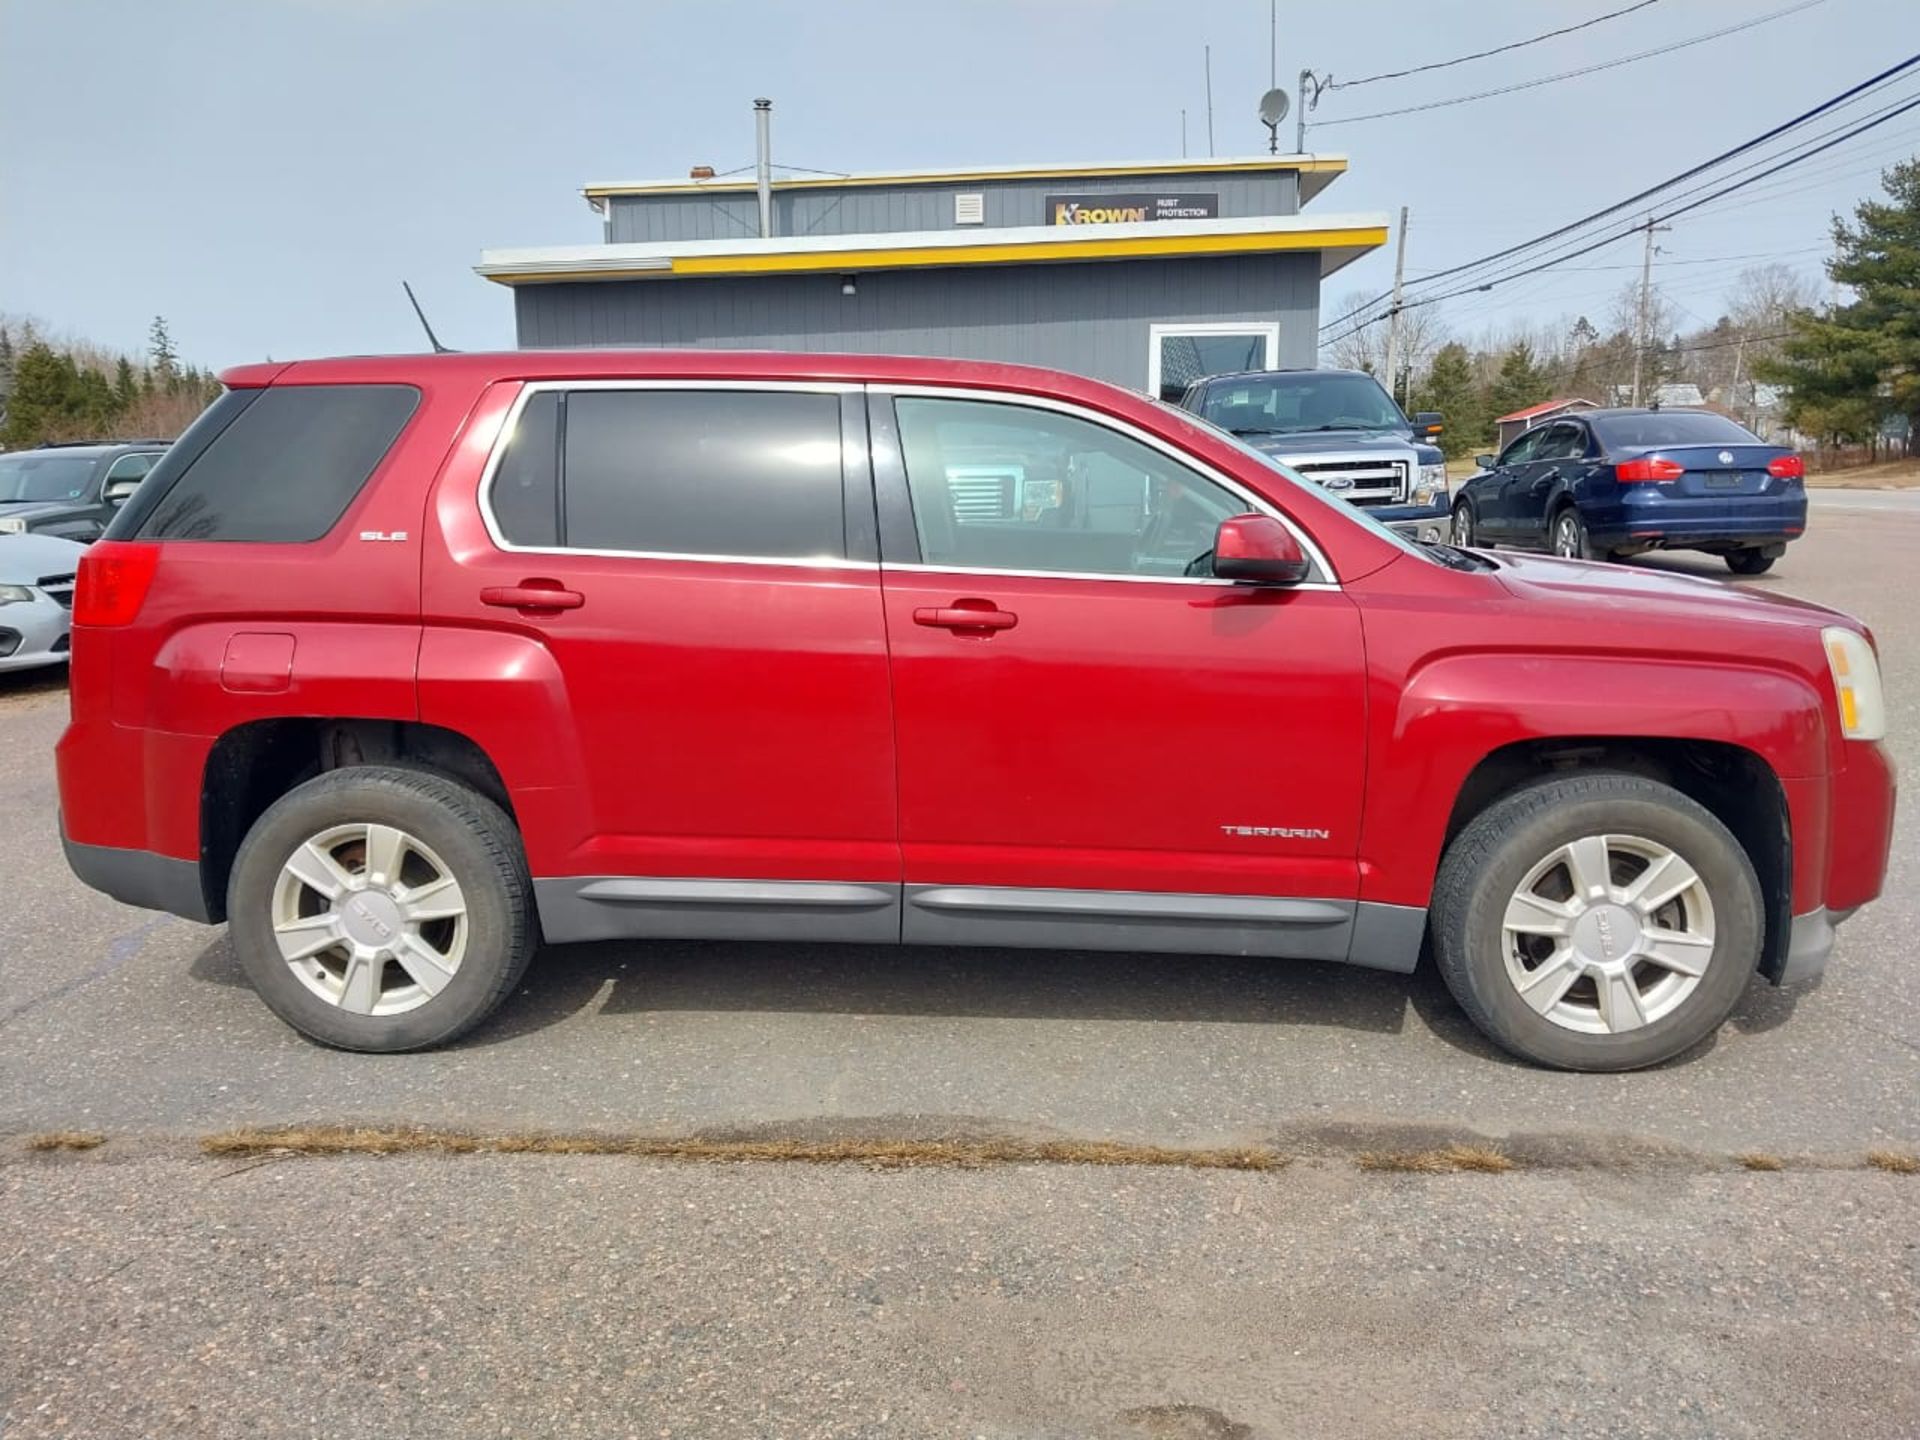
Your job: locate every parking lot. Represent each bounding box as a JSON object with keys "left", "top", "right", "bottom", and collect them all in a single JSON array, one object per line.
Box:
[{"left": 4, "top": 489, "right": 1917, "bottom": 1437}]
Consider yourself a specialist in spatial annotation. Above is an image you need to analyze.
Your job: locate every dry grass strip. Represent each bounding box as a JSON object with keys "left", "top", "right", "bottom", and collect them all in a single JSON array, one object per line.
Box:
[
  {"left": 1736, "top": 1152, "right": 1786, "bottom": 1171},
  {"left": 1354, "top": 1143, "right": 1515, "bottom": 1174},
  {"left": 1866, "top": 1149, "right": 1920, "bottom": 1175},
  {"left": 23, "top": 1132, "right": 106, "bottom": 1152},
  {"left": 199, "top": 1126, "right": 1289, "bottom": 1171}
]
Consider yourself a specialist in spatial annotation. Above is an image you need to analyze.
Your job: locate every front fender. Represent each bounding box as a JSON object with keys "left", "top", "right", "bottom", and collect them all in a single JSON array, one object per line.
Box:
[{"left": 1358, "top": 650, "right": 1830, "bottom": 909}]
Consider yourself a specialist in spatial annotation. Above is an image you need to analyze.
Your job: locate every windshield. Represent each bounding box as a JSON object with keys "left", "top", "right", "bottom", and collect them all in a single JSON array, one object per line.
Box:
[
  {"left": 0, "top": 453, "right": 97, "bottom": 504},
  {"left": 1591, "top": 411, "right": 1761, "bottom": 449},
  {"left": 1157, "top": 403, "right": 1440, "bottom": 565},
  {"left": 1198, "top": 372, "right": 1407, "bottom": 436}
]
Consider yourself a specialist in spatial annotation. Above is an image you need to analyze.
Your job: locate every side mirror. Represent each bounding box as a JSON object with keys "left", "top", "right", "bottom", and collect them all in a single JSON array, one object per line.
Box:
[
  {"left": 104, "top": 479, "right": 141, "bottom": 505},
  {"left": 1475, "top": 454, "right": 1496, "bottom": 471},
  {"left": 1413, "top": 411, "right": 1445, "bottom": 443},
  {"left": 1212, "top": 514, "right": 1310, "bottom": 585}
]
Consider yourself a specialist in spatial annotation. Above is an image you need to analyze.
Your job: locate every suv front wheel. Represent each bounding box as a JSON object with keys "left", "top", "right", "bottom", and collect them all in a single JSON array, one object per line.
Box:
[
  {"left": 1431, "top": 773, "right": 1762, "bottom": 1071},
  {"left": 227, "top": 766, "right": 537, "bottom": 1052}
]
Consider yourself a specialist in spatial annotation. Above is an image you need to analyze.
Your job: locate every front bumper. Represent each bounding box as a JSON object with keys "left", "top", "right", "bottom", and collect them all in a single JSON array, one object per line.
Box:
[
  {"left": 0, "top": 593, "right": 72, "bottom": 671},
  {"left": 1373, "top": 496, "right": 1451, "bottom": 544}
]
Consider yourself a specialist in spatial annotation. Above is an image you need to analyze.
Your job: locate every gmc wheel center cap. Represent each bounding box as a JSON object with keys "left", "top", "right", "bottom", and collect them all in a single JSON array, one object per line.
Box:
[
  {"left": 1572, "top": 904, "right": 1641, "bottom": 965},
  {"left": 339, "top": 890, "right": 404, "bottom": 948}
]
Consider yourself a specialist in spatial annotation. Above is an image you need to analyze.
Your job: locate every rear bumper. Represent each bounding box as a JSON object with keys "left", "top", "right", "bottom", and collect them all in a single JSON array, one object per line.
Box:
[
  {"left": 60, "top": 824, "right": 212, "bottom": 924},
  {"left": 1588, "top": 492, "right": 1808, "bottom": 550}
]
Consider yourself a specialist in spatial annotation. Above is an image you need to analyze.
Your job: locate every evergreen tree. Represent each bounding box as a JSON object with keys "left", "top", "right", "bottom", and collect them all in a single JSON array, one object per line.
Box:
[
  {"left": 148, "top": 315, "right": 180, "bottom": 393},
  {"left": 1412, "top": 342, "right": 1486, "bottom": 458},
  {"left": 1757, "top": 158, "right": 1920, "bottom": 448},
  {"left": 1488, "top": 341, "right": 1550, "bottom": 422},
  {"left": 114, "top": 356, "right": 139, "bottom": 412},
  {"left": 1, "top": 342, "right": 90, "bottom": 446}
]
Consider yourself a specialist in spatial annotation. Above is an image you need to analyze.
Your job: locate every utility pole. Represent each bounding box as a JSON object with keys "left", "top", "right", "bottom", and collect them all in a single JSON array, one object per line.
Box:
[
  {"left": 1384, "top": 206, "right": 1410, "bottom": 407},
  {"left": 1729, "top": 334, "right": 1746, "bottom": 428},
  {"left": 753, "top": 98, "right": 774, "bottom": 239},
  {"left": 1630, "top": 216, "right": 1671, "bottom": 406},
  {"left": 1180, "top": 108, "right": 1188, "bottom": 158}
]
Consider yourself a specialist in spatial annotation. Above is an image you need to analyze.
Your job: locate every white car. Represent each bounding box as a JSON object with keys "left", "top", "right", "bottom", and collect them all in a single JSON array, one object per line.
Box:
[{"left": 0, "top": 533, "right": 85, "bottom": 671}]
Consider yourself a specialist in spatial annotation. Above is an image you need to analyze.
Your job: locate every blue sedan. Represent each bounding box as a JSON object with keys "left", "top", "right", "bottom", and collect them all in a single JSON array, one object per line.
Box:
[{"left": 1450, "top": 409, "right": 1807, "bottom": 574}]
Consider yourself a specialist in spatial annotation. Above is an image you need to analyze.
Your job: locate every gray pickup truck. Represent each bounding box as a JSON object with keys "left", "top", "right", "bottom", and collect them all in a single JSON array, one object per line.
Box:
[
  {"left": 1174, "top": 368, "right": 1451, "bottom": 541},
  {"left": 0, "top": 441, "right": 170, "bottom": 543}
]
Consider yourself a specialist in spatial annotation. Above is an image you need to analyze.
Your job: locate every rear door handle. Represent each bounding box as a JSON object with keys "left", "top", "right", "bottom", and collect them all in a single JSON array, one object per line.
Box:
[
  {"left": 481, "top": 582, "right": 585, "bottom": 611},
  {"left": 913, "top": 602, "right": 1018, "bottom": 633}
]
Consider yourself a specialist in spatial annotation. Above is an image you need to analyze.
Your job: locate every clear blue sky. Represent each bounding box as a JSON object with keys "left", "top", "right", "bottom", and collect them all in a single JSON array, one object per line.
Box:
[{"left": 1, "top": 0, "right": 1912, "bottom": 369}]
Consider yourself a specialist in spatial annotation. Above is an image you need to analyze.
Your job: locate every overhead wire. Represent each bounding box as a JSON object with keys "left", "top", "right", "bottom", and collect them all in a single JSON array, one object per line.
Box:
[
  {"left": 1310, "top": 0, "right": 1823, "bottom": 127},
  {"left": 1318, "top": 58, "right": 1920, "bottom": 339},
  {"left": 1328, "top": 0, "right": 1664, "bottom": 90}
]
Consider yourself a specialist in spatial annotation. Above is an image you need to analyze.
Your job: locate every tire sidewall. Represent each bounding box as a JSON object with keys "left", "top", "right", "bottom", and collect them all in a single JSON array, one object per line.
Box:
[
  {"left": 1439, "top": 781, "right": 1762, "bottom": 1071},
  {"left": 228, "top": 767, "right": 531, "bottom": 1052}
]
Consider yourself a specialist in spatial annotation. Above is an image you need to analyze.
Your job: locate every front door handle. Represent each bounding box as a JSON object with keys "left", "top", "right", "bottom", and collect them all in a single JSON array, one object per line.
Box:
[
  {"left": 913, "top": 600, "right": 1018, "bottom": 634},
  {"left": 481, "top": 581, "right": 585, "bottom": 612}
]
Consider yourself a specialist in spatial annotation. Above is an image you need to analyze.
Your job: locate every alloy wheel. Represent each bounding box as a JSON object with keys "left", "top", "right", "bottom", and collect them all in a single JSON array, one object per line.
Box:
[
  {"left": 1553, "top": 513, "right": 1582, "bottom": 558},
  {"left": 1452, "top": 506, "right": 1475, "bottom": 546},
  {"left": 1500, "top": 833, "right": 1715, "bottom": 1035},
  {"left": 269, "top": 822, "right": 469, "bottom": 1016}
]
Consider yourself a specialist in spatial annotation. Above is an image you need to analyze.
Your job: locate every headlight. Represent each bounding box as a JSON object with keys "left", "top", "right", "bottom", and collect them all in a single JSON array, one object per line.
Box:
[
  {"left": 0, "top": 584, "right": 32, "bottom": 605},
  {"left": 0, "top": 517, "right": 26, "bottom": 535},
  {"left": 1823, "top": 627, "right": 1887, "bottom": 741},
  {"left": 1412, "top": 462, "right": 1448, "bottom": 506}
]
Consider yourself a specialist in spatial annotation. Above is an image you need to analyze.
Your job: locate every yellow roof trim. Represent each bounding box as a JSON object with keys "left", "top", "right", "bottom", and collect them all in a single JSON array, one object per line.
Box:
[
  {"left": 485, "top": 225, "right": 1387, "bottom": 285},
  {"left": 583, "top": 156, "right": 1349, "bottom": 200}
]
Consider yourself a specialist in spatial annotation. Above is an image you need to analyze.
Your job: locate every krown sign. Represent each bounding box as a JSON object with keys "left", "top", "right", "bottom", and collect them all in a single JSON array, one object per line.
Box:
[{"left": 1047, "top": 193, "right": 1220, "bottom": 225}]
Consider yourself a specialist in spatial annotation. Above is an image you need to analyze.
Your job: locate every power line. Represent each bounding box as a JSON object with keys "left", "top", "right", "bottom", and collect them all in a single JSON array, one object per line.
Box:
[
  {"left": 1329, "top": 0, "right": 1663, "bottom": 90},
  {"left": 1319, "top": 54, "right": 1920, "bottom": 335},
  {"left": 1320, "top": 89, "right": 1920, "bottom": 348},
  {"left": 1313, "top": 0, "right": 1822, "bottom": 128}
]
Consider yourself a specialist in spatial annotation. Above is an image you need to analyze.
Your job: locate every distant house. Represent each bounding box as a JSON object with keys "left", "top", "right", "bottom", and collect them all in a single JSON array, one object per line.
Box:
[
  {"left": 1607, "top": 382, "right": 1707, "bottom": 409},
  {"left": 1494, "top": 396, "right": 1598, "bottom": 452}
]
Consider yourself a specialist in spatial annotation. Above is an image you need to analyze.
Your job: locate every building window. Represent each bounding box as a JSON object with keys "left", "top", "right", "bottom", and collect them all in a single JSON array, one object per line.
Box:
[{"left": 1148, "top": 322, "right": 1281, "bottom": 403}]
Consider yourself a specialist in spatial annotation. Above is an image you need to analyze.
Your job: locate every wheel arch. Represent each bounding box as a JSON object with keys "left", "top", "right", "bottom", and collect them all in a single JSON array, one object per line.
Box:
[
  {"left": 199, "top": 718, "right": 514, "bottom": 924},
  {"left": 1438, "top": 737, "right": 1795, "bottom": 985}
]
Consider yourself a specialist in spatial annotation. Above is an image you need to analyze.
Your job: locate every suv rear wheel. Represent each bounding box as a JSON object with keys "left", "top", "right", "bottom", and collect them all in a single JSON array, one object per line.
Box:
[
  {"left": 227, "top": 766, "right": 537, "bottom": 1052},
  {"left": 1431, "top": 773, "right": 1761, "bottom": 1071}
]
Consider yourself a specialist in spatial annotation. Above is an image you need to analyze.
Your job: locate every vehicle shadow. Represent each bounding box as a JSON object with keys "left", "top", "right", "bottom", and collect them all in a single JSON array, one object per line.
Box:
[
  {"left": 188, "top": 928, "right": 1792, "bottom": 1067},
  {"left": 0, "top": 664, "right": 69, "bottom": 705}
]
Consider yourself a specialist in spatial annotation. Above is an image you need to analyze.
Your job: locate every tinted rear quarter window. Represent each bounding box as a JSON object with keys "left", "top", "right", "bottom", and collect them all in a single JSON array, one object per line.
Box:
[
  {"left": 558, "top": 389, "right": 844, "bottom": 559},
  {"left": 137, "top": 384, "right": 419, "bottom": 542},
  {"left": 1592, "top": 412, "right": 1760, "bottom": 449}
]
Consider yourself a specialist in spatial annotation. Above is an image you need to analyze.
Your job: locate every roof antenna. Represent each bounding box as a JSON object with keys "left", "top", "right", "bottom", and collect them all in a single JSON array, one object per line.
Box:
[{"left": 402, "top": 281, "right": 454, "bottom": 354}]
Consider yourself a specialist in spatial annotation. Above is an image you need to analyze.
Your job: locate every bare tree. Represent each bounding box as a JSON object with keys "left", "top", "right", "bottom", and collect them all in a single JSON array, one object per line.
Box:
[{"left": 1324, "top": 290, "right": 1448, "bottom": 401}]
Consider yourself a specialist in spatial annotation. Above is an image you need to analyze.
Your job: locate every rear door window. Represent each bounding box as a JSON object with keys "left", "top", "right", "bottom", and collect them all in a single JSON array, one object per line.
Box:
[
  {"left": 137, "top": 384, "right": 419, "bottom": 542},
  {"left": 549, "top": 389, "right": 845, "bottom": 561}
]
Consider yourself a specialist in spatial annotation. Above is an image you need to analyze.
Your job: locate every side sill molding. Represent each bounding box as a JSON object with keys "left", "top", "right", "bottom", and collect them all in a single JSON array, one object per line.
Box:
[
  {"left": 908, "top": 886, "right": 1351, "bottom": 925},
  {"left": 535, "top": 877, "right": 902, "bottom": 946}
]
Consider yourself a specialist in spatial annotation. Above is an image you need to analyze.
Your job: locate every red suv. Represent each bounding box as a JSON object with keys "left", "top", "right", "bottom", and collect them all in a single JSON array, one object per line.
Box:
[{"left": 56, "top": 351, "right": 1895, "bottom": 1070}]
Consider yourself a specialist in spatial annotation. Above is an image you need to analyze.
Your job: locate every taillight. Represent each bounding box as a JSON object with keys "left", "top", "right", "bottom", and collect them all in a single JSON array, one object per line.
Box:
[
  {"left": 73, "top": 542, "right": 160, "bottom": 627},
  {"left": 1617, "top": 457, "right": 1687, "bottom": 482},
  {"left": 1767, "top": 454, "right": 1805, "bottom": 479}
]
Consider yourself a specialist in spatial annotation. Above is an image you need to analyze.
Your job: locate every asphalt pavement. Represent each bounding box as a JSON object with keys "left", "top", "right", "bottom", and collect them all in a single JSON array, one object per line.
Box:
[{"left": 3, "top": 498, "right": 1916, "bottom": 1436}]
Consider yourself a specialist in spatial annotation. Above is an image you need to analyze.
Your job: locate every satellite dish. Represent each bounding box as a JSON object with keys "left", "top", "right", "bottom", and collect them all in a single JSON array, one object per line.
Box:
[{"left": 1258, "top": 87, "right": 1290, "bottom": 127}]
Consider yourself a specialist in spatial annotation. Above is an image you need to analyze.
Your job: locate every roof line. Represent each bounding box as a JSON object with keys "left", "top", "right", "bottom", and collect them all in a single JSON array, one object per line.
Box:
[
  {"left": 580, "top": 154, "right": 1349, "bottom": 199},
  {"left": 478, "top": 214, "right": 1389, "bottom": 285}
]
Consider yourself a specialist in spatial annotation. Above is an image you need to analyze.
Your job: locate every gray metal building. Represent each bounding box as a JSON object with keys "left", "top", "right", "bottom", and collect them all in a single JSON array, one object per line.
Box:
[{"left": 479, "top": 154, "right": 1386, "bottom": 399}]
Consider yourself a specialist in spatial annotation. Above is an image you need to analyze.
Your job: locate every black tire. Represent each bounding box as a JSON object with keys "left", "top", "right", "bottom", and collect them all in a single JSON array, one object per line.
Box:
[
  {"left": 1725, "top": 550, "right": 1777, "bottom": 575},
  {"left": 1451, "top": 501, "right": 1485, "bottom": 548},
  {"left": 1549, "top": 506, "right": 1595, "bottom": 560},
  {"left": 227, "top": 766, "right": 537, "bottom": 1052},
  {"left": 1431, "top": 772, "right": 1763, "bottom": 1072}
]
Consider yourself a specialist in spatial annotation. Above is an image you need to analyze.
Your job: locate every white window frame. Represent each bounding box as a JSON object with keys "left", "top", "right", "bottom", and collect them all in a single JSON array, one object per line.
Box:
[{"left": 1147, "top": 321, "right": 1281, "bottom": 403}]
